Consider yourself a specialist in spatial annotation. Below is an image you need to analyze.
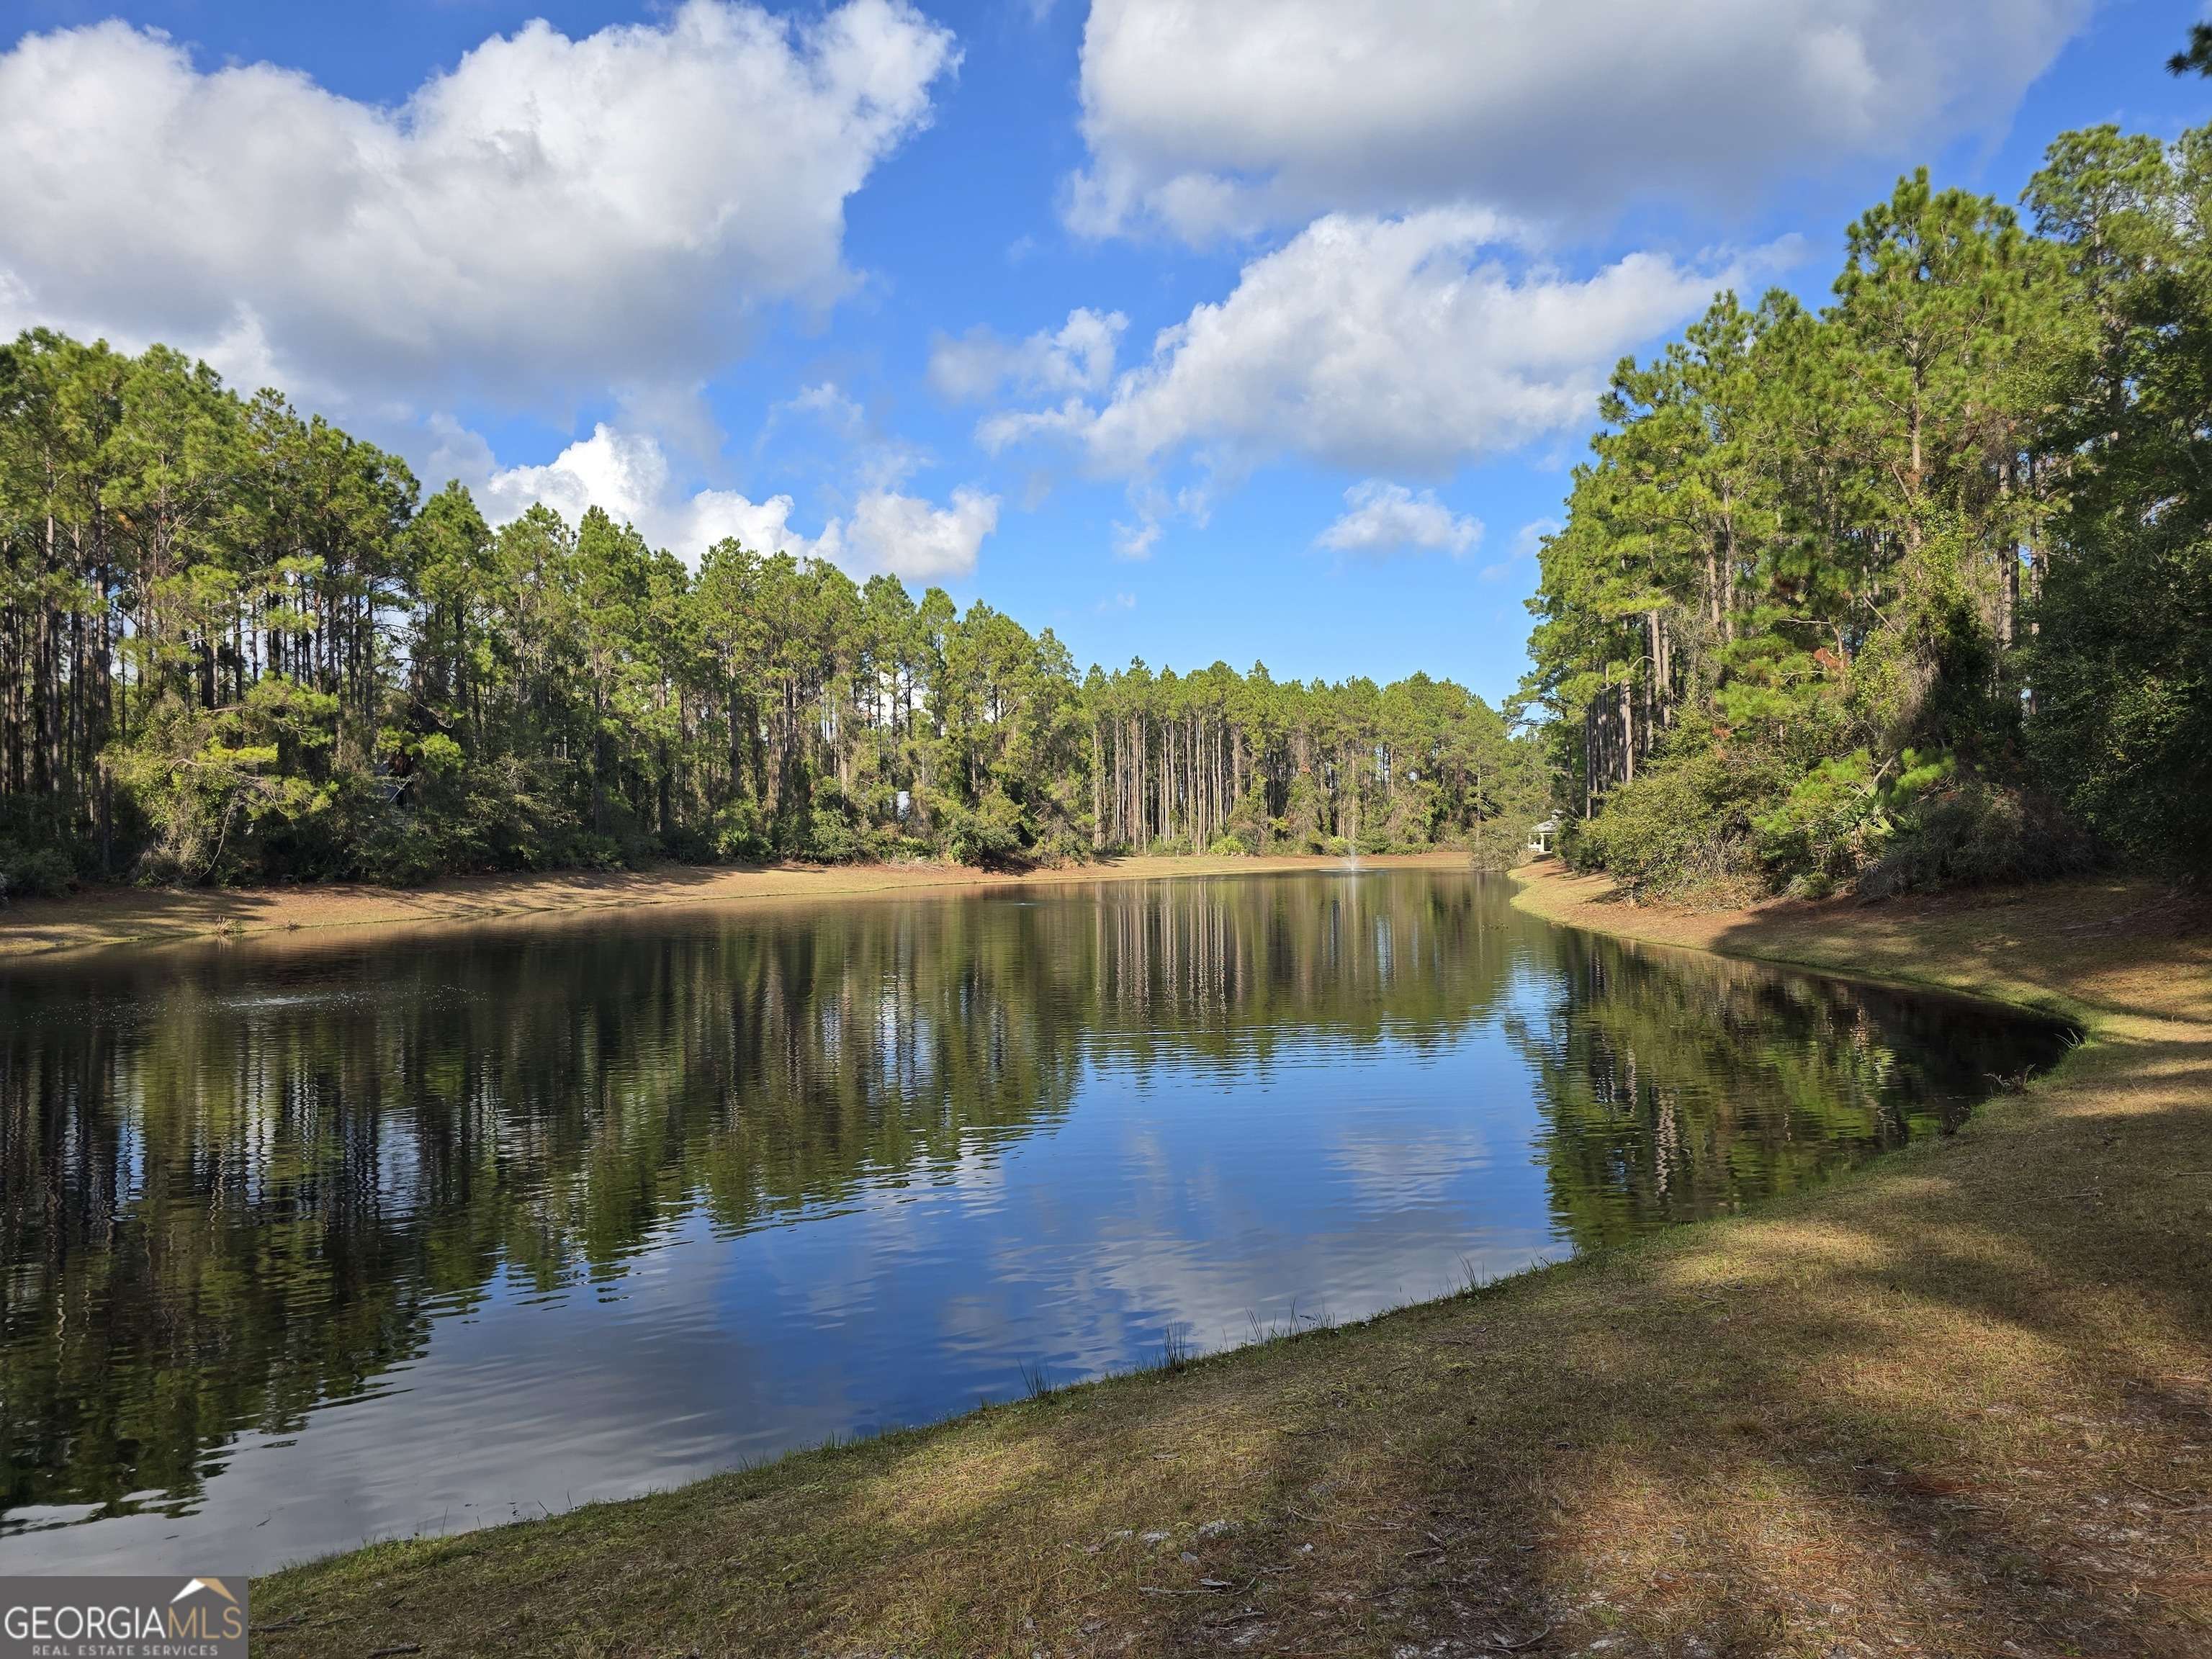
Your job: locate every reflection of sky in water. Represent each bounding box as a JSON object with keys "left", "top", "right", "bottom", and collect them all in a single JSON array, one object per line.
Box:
[
  {"left": 0, "top": 873, "right": 2069, "bottom": 1573},
  {"left": 14, "top": 1022, "right": 1559, "bottom": 1573}
]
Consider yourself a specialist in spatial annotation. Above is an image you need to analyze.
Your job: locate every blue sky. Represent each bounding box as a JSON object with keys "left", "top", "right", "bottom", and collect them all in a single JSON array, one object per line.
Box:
[{"left": 1, "top": 1, "right": 2206, "bottom": 706}]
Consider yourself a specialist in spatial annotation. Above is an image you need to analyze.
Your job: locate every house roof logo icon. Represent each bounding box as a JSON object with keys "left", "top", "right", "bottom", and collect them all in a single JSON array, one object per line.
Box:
[{"left": 169, "top": 1579, "right": 240, "bottom": 1607}]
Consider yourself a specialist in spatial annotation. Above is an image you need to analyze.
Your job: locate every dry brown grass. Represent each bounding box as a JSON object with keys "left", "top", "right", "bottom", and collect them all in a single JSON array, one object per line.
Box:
[
  {"left": 251, "top": 863, "right": 2212, "bottom": 1658},
  {"left": 0, "top": 850, "right": 1462, "bottom": 961}
]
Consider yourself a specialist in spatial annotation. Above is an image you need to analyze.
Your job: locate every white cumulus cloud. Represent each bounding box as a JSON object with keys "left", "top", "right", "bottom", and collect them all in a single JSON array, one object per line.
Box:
[
  {"left": 1112, "top": 518, "right": 1161, "bottom": 562},
  {"left": 1316, "top": 482, "right": 1480, "bottom": 558},
  {"left": 479, "top": 426, "right": 671, "bottom": 534},
  {"left": 1069, "top": 0, "right": 2092, "bottom": 240},
  {"left": 984, "top": 210, "right": 1761, "bottom": 478},
  {"left": 472, "top": 423, "right": 994, "bottom": 580},
  {"left": 688, "top": 490, "right": 841, "bottom": 565},
  {"left": 929, "top": 307, "right": 1128, "bottom": 402},
  {"left": 840, "top": 487, "right": 1001, "bottom": 580},
  {"left": 0, "top": 1, "right": 958, "bottom": 404}
]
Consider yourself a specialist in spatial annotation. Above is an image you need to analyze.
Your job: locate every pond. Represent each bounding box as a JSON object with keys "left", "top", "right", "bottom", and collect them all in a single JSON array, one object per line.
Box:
[{"left": 0, "top": 868, "right": 2072, "bottom": 1573}]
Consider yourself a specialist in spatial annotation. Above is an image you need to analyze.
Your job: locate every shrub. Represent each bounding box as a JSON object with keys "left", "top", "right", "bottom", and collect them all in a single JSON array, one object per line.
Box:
[
  {"left": 791, "top": 801, "right": 868, "bottom": 864},
  {"left": 1860, "top": 773, "right": 2098, "bottom": 898},
  {"left": 1207, "top": 833, "right": 1250, "bottom": 857},
  {"left": 0, "top": 835, "right": 76, "bottom": 901},
  {"left": 1223, "top": 783, "right": 1272, "bottom": 853},
  {"left": 1280, "top": 775, "right": 1326, "bottom": 851},
  {"left": 1382, "top": 775, "right": 1438, "bottom": 848},
  {"left": 943, "top": 793, "right": 1025, "bottom": 866},
  {"left": 564, "top": 832, "right": 628, "bottom": 872},
  {"left": 1575, "top": 745, "right": 1773, "bottom": 904},
  {"left": 351, "top": 812, "right": 448, "bottom": 886},
  {"left": 1751, "top": 749, "right": 1887, "bottom": 886},
  {"left": 111, "top": 686, "right": 346, "bottom": 884},
  {"left": 710, "top": 798, "right": 773, "bottom": 863},
  {"left": 1032, "top": 830, "right": 1092, "bottom": 867},
  {"left": 1466, "top": 811, "right": 1535, "bottom": 871}
]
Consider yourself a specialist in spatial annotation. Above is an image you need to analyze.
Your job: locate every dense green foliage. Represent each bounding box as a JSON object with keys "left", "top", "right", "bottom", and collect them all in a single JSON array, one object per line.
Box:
[
  {"left": 0, "top": 331, "right": 1538, "bottom": 893},
  {"left": 1525, "top": 122, "right": 2212, "bottom": 898}
]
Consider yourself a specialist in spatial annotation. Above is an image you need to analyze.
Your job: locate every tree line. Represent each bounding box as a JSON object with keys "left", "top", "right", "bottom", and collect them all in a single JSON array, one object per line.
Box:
[
  {"left": 1524, "top": 118, "right": 2212, "bottom": 898},
  {"left": 0, "top": 330, "right": 1539, "bottom": 894}
]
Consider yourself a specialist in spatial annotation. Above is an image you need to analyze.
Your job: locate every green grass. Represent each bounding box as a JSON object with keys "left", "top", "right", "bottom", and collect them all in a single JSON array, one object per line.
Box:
[{"left": 254, "top": 867, "right": 2212, "bottom": 1656}]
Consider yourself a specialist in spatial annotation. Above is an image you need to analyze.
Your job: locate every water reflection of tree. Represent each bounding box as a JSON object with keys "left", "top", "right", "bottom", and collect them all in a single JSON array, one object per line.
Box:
[
  {"left": 1069, "top": 873, "right": 1513, "bottom": 1070},
  {"left": 1506, "top": 929, "right": 2067, "bottom": 1253},
  {"left": 0, "top": 874, "right": 1510, "bottom": 1520}
]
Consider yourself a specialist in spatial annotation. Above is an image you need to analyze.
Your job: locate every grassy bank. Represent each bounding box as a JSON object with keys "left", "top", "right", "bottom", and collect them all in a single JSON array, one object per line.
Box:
[
  {"left": 0, "top": 850, "right": 1465, "bottom": 961},
  {"left": 253, "top": 864, "right": 2212, "bottom": 1657}
]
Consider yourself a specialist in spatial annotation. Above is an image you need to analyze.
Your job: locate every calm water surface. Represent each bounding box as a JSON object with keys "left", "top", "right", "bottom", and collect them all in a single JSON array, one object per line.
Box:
[{"left": 0, "top": 869, "right": 2069, "bottom": 1571}]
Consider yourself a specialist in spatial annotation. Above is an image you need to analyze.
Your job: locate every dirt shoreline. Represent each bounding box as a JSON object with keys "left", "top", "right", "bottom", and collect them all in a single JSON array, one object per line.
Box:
[
  {"left": 254, "top": 862, "right": 2212, "bottom": 1656},
  {"left": 0, "top": 849, "right": 1474, "bottom": 961}
]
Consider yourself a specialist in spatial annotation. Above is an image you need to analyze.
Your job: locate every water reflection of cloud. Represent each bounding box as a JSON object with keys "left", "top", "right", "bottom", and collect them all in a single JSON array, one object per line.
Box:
[
  {"left": 1328, "top": 1125, "right": 1492, "bottom": 1208},
  {"left": 4, "top": 870, "right": 2069, "bottom": 1577},
  {"left": 12, "top": 1215, "right": 852, "bottom": 1573}
]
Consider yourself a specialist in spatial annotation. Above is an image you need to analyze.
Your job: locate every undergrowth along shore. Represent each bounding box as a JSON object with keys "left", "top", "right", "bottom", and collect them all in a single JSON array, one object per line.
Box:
[{"left": 251, "top": 863, "right": 2212, "bottom": 1657}]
